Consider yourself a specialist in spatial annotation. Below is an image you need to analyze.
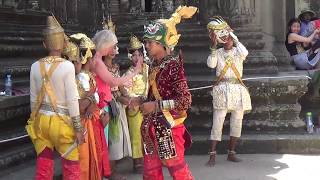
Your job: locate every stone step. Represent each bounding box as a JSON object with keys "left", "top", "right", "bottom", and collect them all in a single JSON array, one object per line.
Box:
[
  {"left": 186, "top": 134, "right": 320, "bottom": 155},
  {"left": 0, "top": 95, "right": 30, "bottom": 124},
  {"left": 0, "top": 37, "right": 42, "bottom": 45},
  {"left": 0, "top": 140, "right": 35, "bottom": 169},
  {"left": 0, "top": 44, "right": 45, "bottom": 57},
  {"left": 0, "top": 57, "right": 35, "bottom": 72},
  {"left": 0, "top": 30, "right": 42, "bottom": 37}
]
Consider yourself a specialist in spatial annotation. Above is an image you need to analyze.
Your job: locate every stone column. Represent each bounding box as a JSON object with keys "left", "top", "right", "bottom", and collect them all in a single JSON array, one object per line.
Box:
[
  {"left": 198, "top": 0, "right": 209, "bottom": 24},
  {"left": 205, "top": 0, "right": 256, "bottom": 22},
  {"left": 163, "top": 0, "right": 174, "bottom": 12},
  {"left": 66, "top": 0, "right": 78, "bottom": 24},
  {"left": 130, "top": 0, "right": 141, "bottom": 13},
  {"left": 311, "top": 0, "right": 320, "bottom": 16},
  {"left": 120, "top": 0, "right": 130, "bottom": 12}
]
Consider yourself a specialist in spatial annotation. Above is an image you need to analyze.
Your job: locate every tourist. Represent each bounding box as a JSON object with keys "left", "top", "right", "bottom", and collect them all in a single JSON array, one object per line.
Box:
[
  {"left": 124, "top": 35, "right": 149, "bottom": 174},
  {"left": 63, "top": 33, "right": 112, "bottom": 180},
  {"left": 92, "top": 28, "right": 142, "bottom": 180},
  {"left": 206, "top": 16, "right": 252, "bottom": 167},
  {"left": 101, "top": 38, "right": 133, "bottom": 179},
  {"left": 140, "top": 5, "right": 197, "bottom": 180},
  {"left": 25, "top": 16, "right": 84, "bottom": 179},
  {"left": 285, "top": 18, "right": 320, "bottom": 70}
]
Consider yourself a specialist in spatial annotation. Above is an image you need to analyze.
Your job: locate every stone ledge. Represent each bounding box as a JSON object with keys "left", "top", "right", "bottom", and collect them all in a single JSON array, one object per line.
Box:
[
  {"left": 0, "top": 95, "right": 30, "bottom": 123},
  {"left": 186, "top": 134, "right": 320, "bottom": 155}
]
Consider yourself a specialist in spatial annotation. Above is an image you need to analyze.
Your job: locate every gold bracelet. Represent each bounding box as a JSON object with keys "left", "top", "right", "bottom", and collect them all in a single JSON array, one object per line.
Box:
[{"left": 71, "top": 115, "right": 83, "bottom": 132}]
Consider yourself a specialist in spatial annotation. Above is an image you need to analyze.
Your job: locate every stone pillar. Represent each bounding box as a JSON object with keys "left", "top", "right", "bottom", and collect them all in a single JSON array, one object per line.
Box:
[
  {"left": 66, "top": 0, "right": 78, "bottom": 24},
  {"left": 311, "top": 0, "right": 320, "bottom": 16},
  {"left": 120, "top": 0, "right": 130, "bottom": 12},
  {"left": 130, "top": 0, "right": 141, "bottom": 13},
  {"left": 198, "top": 0, "right": 209, "bottom": 24},
  {"left": 295, "top": 0, "right": 311, "bottom": 16},
  {"left": 163, "top": 0, "right": 174, "bottom": 12}
]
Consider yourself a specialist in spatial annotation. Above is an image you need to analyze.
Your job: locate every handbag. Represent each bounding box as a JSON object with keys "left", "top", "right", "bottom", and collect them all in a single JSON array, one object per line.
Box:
[{"left": 109, "top": 98, "right": 120, "bottom": 119}]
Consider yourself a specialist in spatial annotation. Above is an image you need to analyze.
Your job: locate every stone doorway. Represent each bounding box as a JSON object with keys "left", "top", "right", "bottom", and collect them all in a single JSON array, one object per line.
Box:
[{"left": 145, "top": 0, "right": 152, "bottom": 12}]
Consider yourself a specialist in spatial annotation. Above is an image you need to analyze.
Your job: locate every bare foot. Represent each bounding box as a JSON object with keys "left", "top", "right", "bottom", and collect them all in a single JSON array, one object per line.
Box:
[
  {"left": 205, "top": 155, "right": 216, "bottom": 167},
  {"left": 227, "top": 153, "right": 242, "bottom": 162}
]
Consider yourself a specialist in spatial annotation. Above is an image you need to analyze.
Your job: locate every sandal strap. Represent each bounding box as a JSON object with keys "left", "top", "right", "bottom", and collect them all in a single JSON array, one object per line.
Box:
[
  {"left": 208, "top": 151, "right": 217, "bottom": 155},
  {"left": 228, "top": 150, "right": 236, "bottom": 154}
]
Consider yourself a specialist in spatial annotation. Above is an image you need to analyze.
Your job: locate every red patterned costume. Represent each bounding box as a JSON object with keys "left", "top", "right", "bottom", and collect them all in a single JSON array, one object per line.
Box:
[
  {"left": 141, "top": 54, "right": 193, "bottom": 180},
  {"left": 142, "top": 6, "right": 197, "bottom": 180}
]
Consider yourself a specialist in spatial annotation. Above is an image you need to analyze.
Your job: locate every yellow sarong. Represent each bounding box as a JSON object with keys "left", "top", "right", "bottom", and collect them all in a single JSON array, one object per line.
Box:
[
  {"left": 127, "top": 106, "right": 144, "bottom": 159},
  {"left": 26, "top": 113, "right": 78, "bottom": 161}
]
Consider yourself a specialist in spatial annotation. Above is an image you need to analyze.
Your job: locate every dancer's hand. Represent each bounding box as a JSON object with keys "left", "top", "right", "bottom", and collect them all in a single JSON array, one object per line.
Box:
[
  {"left": 76, "top": 131, "right": 85, "bottom": 145},
  {"left": 118, "top": 96, "right": 130, "bottom": 106},
  {"left": 209, "top": 32, "right": 218, "bottom": 47},
  {"left": 130, "top": 97, "right": 143, "bottom": 107},
  {"left": 140, "top": 101, "right": 158, "bottom": 115},
  {"left": 100, "top": 112, "right": 110, "bottom": 128},
  {"left": 85, "top": 103, "right": 96, "bottom": 119}
]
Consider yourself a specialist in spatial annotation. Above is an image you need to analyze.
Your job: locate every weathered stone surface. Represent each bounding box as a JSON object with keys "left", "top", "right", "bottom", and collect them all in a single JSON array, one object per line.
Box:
[
  {"left": 186, "top": 134, "right": 320, "bottom": 155},
  {"left": 187, "top": 74, "right": 309, "bottom": 131},
  {"left": 0, "top": 96, "right": 30, "bottom": 123}
]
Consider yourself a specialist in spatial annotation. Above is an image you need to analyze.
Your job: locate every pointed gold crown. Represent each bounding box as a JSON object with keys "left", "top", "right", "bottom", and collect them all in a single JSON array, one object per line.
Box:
[
  {"left": 103, "top": 15, "right": 116, "bottom": 33},
  {"left": 43, "top": 15, "right": 65, "bottom": 50},
  {"left": 128, "top": 35, "right": 142, "bottom": 51},
  {"left": 43, "top": 16, "right": 64, "bottom": 35}
]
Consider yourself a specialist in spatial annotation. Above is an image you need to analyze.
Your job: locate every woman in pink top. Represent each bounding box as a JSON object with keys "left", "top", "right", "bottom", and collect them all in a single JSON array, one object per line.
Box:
[{"left": 92, "top": 29, "right": 141, "bottom": 180}]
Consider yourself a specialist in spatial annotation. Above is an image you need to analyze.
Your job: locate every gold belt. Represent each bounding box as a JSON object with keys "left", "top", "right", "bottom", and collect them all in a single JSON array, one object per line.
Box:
[{"left": 39, "top": 103, "right": 69, "bottom": 116}]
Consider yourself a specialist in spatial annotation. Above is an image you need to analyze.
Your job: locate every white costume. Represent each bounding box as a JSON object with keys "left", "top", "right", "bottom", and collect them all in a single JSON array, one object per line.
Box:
[{"left": 207, "top": 41, "right": 251, "bottom": 141}]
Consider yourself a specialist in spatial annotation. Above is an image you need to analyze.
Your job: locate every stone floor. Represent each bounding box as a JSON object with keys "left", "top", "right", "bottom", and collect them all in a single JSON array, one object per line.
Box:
[{"left": 1, "top": 154, "right": 320, "bottom": 180}]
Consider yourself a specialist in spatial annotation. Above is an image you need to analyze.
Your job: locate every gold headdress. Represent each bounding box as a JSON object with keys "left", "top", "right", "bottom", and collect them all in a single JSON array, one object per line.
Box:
[
  {"left": 103, "top": 15, "right": 116, "bottom": 33},
  {"left": 128, "top": 35, "right": 143, "bottom": 51},
  {"left": 70, "top": 33, "right": 96, "bottom": 64},
  {"left": 143, "top": 6, "right": 198, "bottom": 50},
  {"left": 62, "top": 40, "right": 80, "bottom": 62},
  {"left": 43, "top": 16, "right": 65, "bottom": 50}
]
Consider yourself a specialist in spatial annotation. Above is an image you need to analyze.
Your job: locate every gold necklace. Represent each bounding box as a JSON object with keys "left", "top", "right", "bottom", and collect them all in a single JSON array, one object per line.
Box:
[{"left": 40, "top": 56, "right": 64, "bottom": 63}]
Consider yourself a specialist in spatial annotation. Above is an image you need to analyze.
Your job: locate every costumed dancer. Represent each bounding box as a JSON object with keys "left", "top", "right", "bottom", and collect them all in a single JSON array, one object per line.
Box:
[
  {"left": 140, "top": 6, "right": 197, "bottom": 180},
  {"left": 92, "top": 16, "right": 142, "bottom": 180},
  {"left": 205, "top": 16, "right": 251, "bottom": 167},
  {"left": 26, "top": 16, "right": 84, "bottom": 179},
  {"left": 124, "top": 35, "right": 149, "bottom": 173},
  {"left": 63, "top": 33, "right": 111, "bottom": 180}
]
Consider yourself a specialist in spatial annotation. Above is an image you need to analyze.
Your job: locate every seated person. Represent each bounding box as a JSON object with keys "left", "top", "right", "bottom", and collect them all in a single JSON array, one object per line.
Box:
[{"left": 285, "top": 18, "right": 320, "bottom": 70}]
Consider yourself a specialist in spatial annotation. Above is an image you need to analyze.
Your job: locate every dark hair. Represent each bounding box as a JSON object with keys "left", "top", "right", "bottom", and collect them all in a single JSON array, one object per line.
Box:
[
  {"left": 287, "top": 18, "right": 301, "bottom": 34},
  {"left": 128, "top": 47, "right": 143, "bottom": 55}
]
